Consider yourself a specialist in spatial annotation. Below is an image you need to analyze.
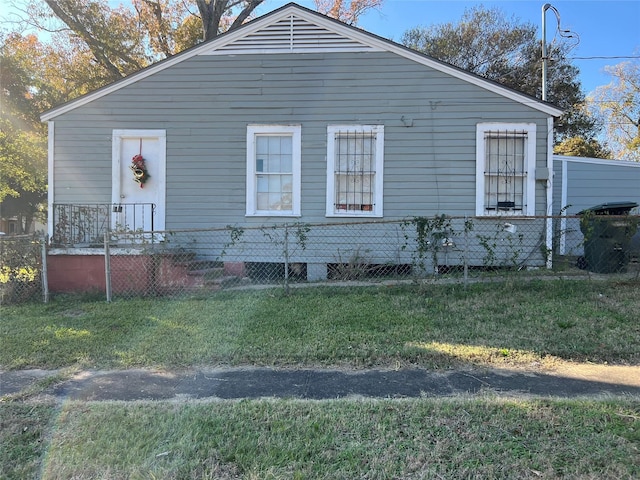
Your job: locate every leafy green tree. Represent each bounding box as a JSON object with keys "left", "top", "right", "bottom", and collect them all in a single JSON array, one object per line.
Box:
[
  {"left": 1, "top": 33, "right": 49, "bottom": 233},
  {"left": 0, "top": 119, "right": 47, "bottom": 234},
  {"left": 588, "top": 60, "right": 640, "bottom": 162},
  {"left": 24, "top": 0, "right": 153, "bottom": 82},
  {"left": 401, "top": 6, "right": 597, "bottom": 142},
  {"left": 553, "top": 137, "right": 611, "bottom": 159}
]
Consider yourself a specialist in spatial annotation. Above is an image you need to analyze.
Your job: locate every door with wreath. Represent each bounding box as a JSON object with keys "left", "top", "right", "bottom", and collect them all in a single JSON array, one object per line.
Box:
[{"left": 111, "top": 130, "right": 166, "bottom": 240}]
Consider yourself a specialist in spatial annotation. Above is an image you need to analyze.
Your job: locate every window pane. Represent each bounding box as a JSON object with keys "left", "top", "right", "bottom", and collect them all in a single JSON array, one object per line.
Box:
[
  {"left": 281, "top": 154, "right": 292, "bottom": 172},
  {"left": 257, "top": 174, "right": 268, "bottom": 192},
  {"left": 269, "top": 193, "right": 282, "bottom": 209},
  {"left": 256, "top": 137, "right": 268, "bottom": 156},
  {"left": 257, "top": 192, "right": 269, "bottom": 210},
  {"left": 486, "top": 135, "right": 525, "bottom": 175},
  {"left": 335, "top": 133, "right": 375, "bottom": 173},
  {"left": 256, "top": 174, "right": 292, "bottom": 211},
  {"left": 267, "top": 155, "right": 281, "bottom": 173},
  {"left": 335, "top": 174, "right": 373, "bottom": 211},
  {"left": 255, "top": 135, "right": 293, "bottom": 173},
  {"left": 268, "top": 175, "right": 282, "bottom": 192},
  {"left": 280, "top": 136, "right": 292, "bottom": 155},
  {"left": 268, "top": 136, "right": 281, "bottom": 154}
]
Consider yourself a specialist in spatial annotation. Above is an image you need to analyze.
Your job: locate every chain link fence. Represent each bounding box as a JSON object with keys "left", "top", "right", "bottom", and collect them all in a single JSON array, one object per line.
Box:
[
  {"left": 94, "top": 215, "right": 640, "bottom": 300},
  {"left": 0, "top": 234, "right": 47, "bottom": 305},
  {"left": 3, "top": 215, "right": 638, "bottom": 304}
]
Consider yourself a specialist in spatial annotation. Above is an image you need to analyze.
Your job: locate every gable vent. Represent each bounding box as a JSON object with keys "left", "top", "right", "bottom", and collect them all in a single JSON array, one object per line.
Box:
[{"left": 206, "top": 14, "right": 380, "bottom": 55}]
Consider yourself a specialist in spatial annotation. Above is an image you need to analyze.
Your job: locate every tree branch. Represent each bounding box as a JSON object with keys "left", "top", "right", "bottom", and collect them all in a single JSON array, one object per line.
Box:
[
  {"left": 229, "top": 0, "right": 264, "bottom": 31},
  {"left": 43, "top": 0, "right": 124, "bottom": 78}
]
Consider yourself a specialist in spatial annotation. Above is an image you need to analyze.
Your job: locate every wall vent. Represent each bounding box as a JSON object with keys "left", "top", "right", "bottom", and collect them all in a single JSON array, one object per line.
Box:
[{"left": 207, "top": 15, "right": 379, "bottom": 54}]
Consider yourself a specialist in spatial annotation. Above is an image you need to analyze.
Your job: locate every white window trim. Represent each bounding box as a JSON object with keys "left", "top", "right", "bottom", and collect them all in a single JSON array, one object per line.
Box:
[
  {"left": 246, "top": 124, "right": 301, "bottom": 217},
  {"left": 326, "top": 124, "right": 384, "bottom": 218},
  {"left": 475, "top": 122, "right": 536, "bottom": 216}
]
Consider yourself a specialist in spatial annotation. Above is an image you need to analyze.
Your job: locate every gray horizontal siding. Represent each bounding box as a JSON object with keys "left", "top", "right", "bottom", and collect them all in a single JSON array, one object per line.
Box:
[
  {"left": 52, "top": 51, "right": 551, "bottom": 229},
  {"left": 552, "top": 156, "right": 640, "bottom": 257},
  {"left": 553, "top": 157, "right": 640, "bottom": 215},
  {"left": 552, "top": 158, "right": 564, "bottom": 215},
  {"left": 157, "top": 217, "right": 547, "bottom": 270}
]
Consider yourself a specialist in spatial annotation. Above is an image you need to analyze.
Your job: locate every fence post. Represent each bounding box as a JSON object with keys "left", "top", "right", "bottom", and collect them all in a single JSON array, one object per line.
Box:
[
  {"left": 283, "top": 223, "right": 290, "bottom": 295},
  {"left": 545, "top": 215, "right": 553, "bottom": 269},
  {"left": 104, "top": 231, "right": 112, "bottom": 302},
  {"left": 463, "top": 216, "right": 469, "bottom": 287},
  {"left": 41, "top": 235, "right": 49, "bottom": 303}
]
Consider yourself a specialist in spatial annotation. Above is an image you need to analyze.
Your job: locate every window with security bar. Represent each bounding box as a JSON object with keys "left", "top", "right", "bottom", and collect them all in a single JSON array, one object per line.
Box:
[
  {"left": 476, "top": 123, "right": 536, "bottom": 216},
  {"left": 485, "top": 131, "right": 526, "bottom": 212},
  {"left": 326, "top": 125, "right": 384, "bottom": 217}
]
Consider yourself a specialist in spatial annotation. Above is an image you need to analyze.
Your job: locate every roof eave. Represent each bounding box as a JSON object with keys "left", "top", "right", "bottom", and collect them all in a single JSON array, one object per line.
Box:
[{"left": 41, "top": 2, "right": 564, "bottom": 122}]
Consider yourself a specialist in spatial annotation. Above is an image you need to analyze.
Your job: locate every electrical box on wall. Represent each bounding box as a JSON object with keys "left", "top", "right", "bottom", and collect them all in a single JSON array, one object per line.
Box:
[{"left": 536, "top": 167, "right": 550, "bottom": 180}]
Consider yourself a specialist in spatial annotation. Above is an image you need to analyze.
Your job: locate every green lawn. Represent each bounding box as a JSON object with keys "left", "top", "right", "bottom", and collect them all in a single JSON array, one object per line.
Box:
[
  {"left": 2, "top": 398, "right": 639, "bottom": 479},
  {"left": 2, "top": 280, "right": 639, "bottom": 370},
  {"left": 2, "top": 279, "right": 639, "bottom": 479}
]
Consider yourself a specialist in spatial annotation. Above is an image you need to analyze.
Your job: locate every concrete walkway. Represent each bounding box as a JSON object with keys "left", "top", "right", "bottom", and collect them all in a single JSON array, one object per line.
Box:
[{"left": 2, "top": 365, "right": 639, "bottom": 402}]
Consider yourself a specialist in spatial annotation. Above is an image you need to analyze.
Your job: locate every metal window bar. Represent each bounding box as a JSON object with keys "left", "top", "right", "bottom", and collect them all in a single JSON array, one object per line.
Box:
[
  {"left": 334, "top": 130, "right": 375, "bottom": 212},
  {"left": 484, "top": 130, "right": 526, "bottom": 213}
]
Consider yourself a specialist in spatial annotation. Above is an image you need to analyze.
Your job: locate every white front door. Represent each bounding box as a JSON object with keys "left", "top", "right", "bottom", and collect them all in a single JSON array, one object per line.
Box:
[{"left": 112, "top": 130, "right": 166, "bottom": 233}]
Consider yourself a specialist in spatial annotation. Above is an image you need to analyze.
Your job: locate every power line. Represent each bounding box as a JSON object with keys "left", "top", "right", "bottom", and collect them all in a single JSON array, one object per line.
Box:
[{"left": 569, "top": 56, "right": 640, "bottom": 60}]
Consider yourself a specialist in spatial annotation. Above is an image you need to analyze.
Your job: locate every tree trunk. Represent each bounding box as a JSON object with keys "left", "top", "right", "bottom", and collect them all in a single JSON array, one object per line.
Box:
[{"left": 196, "top": 0, "right": 265, "bottom": 42}]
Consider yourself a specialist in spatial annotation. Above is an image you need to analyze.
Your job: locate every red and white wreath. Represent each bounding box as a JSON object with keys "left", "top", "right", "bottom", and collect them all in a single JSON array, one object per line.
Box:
[{"left": 130, "top": 153, "right": 150, "bottom": 188}]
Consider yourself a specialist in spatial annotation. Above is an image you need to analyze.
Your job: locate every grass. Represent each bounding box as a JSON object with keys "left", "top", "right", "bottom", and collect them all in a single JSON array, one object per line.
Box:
[
  {"left": 2, "top": 279, "right": 639, "bottom": 478},
  {"left": 0, "top": 403, "right": 58, "bottom": 479},
  {"left": 2, "top": 397, "right": 638, "bottom": 479},
  {"left": 1, "top": 280, "right": 639, "bottom": 370}
]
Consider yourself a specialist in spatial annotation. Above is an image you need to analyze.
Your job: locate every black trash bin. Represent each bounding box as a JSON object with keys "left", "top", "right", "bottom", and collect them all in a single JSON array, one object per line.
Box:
[{"left": 579, "top": 202, "right": 639, "bottom": 273}]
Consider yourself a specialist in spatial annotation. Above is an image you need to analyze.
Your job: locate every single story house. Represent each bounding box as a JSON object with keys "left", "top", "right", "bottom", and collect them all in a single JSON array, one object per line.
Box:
[{"left": 41, "top": 2, "right": 563, "bottom": 287}]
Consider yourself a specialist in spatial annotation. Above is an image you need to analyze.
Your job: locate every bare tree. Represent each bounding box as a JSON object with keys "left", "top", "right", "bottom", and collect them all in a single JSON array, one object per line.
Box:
[
  {"left": 589, "top": 60, "right": 640, "bottom": 161},
  {"left": 314, "top": 0, "right": 383, "bottom": 25}
]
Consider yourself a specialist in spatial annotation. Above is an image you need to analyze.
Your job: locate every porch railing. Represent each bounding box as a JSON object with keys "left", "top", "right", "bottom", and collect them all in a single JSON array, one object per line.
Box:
[{"left": 52, "top": 203, "right": 155, "bottom": 246}]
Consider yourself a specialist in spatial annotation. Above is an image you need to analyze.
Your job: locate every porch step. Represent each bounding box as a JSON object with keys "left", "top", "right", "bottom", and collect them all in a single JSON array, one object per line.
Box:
[
  {"left": 186, "top": 267, "right": 224, "bottom": 276},
  {"left": 205, "top": 275, "right": 251, "bottom": 288},
  {"left": 177, "top": 259, "right": 223, "bottom": 270},
  {"left": 166, "top": 257, "right": 246, "bottom": 291}
]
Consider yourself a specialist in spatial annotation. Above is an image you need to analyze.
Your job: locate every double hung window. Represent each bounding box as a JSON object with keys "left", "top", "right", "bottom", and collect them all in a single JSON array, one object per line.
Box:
[
  {"left": 476, "top": 123, "right": 536, "bottom": 216},
  {"left": 246, "top": 125, "right": 301, "bottom": 216},
  {"left": 326, "top": 125, "right": 384, "bottom": 217}
]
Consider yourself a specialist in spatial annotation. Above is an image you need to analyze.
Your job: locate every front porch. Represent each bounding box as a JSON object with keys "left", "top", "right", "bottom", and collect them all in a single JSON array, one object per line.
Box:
[
  {"left": 48, "top": 203, "right": 246, "bottom": 295},
  {"left": 51, "top": 203, "right": 156, "bottom": 247}
]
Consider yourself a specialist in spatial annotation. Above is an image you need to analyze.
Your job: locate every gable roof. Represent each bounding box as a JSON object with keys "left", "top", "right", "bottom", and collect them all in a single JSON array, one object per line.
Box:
[{"left": 41, "top": 2, "right": 563, "bottom": 121}]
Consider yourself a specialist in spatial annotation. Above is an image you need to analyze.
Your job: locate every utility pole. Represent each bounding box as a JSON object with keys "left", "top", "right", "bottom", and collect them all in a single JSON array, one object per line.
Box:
[
  {"left": 541, "top": 3, "right": 553, "bottom": 102},
  {"left": 542, "top": 3, "right": 576, "bottom": 102}
]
